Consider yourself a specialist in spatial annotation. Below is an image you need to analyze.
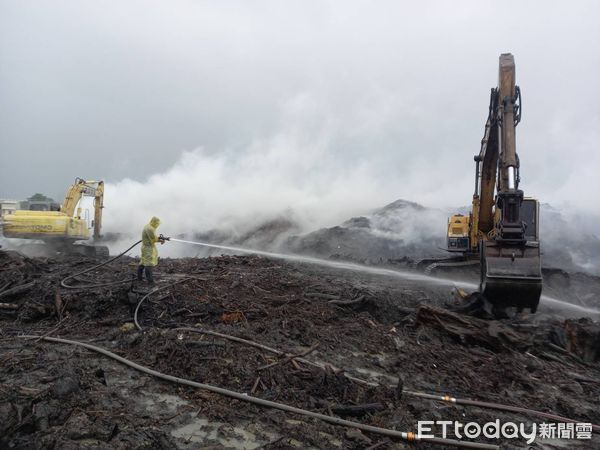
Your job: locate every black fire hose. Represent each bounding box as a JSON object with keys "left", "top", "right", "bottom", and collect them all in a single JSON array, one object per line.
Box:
[
  {"left": 60, "top": 240, "right": 141, "bottom": 289},
  {"left": 18, "top": 335, "right": 499, "bottom": 450},
  {"left": 133, "top": 278, "right": 194, "bottom": 331},
  {"left": 402, "top": 391, "right": 600, "bottom": 434},
  {"left": 174, "top": 327, "right": 600, "bottom": 434}
]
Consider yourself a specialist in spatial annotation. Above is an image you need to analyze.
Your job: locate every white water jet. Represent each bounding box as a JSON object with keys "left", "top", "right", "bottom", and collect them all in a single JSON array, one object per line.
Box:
[{"left": 169, "top": 238, "right": 600, "bottom": 318}]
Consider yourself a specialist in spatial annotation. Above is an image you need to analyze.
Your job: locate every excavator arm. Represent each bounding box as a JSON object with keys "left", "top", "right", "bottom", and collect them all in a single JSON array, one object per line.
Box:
[
  {"left": 476, "top": 55, "right": 522, "bottom": 237},
  {"left": 61, "top": 178, "right": 104, "bottom": 240},
  {"left": 476, "top": 90, "right": 500, "bottom": 236},
  {"left": 93, "top": 181, "right": 104, "bottom": 240},
  {"left": 478, "top": 54, "right": 542, "bottom": 316}
]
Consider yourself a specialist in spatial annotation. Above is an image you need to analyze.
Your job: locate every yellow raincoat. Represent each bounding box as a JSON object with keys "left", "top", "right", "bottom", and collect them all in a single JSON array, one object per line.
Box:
[{"left": 140, "top": 216, "right": 161, "bottom": 266}]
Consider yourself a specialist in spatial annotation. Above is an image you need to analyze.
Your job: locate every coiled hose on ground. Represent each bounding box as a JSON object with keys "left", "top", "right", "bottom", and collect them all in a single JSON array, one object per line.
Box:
[
  {"left": 60, "top": 240, "right": 141, "bottom": 289},
  {"left": 132, "top": 278, "right": 194, "bottom": 330}
]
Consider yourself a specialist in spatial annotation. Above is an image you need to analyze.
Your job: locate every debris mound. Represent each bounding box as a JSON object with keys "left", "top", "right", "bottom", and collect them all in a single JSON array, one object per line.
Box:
[{"left": 1, "top": 250, "right": 599, "bottom": 448}]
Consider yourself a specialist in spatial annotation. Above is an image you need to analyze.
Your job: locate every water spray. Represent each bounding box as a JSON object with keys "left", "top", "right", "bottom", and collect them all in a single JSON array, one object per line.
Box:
[
  {"left": 170, "top": 238, "right": 474, "bottom": 288},
  {"left": 168, "top": 238, "right": 600, "bottom": 318}
]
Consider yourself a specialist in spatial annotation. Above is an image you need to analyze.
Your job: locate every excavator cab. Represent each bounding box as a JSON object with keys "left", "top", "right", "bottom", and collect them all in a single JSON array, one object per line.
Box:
[
  {"left": 447, "top": 215, "right": 470, "bottom": 252},
  {"left": 520, "top": 198, "right": 540, "bottom": 241}
]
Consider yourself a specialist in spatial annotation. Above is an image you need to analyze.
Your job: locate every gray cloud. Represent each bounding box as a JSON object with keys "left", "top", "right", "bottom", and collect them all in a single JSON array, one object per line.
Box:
[{"left": 1, "top": 0, "right": 599, "bottom": 224}]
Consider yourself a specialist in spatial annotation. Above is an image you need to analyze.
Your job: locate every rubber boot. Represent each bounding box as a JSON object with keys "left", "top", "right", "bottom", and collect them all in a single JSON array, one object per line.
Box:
[{"left": 145, "top": 266, "right": 155, "bottom": 284}]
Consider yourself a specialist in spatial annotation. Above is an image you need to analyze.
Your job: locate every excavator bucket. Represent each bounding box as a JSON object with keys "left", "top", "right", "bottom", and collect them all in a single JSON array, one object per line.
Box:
[{"left": 481, "top": 241, "right": 542, "bottom": 315}]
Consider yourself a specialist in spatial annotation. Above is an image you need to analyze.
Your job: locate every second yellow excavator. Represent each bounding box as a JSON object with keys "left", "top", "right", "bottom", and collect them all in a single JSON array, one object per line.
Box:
[
  {"left": 445, "top": 53, "right": 542, "bottom": 317},
  {"left": 2, "top": 178, "right": 109, "bottom": 258}
]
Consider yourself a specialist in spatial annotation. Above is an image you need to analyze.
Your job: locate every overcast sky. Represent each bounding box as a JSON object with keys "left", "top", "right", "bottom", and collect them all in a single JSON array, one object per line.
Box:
[{"left": 1, "top": 1, "right": 599, "bottom": 233}]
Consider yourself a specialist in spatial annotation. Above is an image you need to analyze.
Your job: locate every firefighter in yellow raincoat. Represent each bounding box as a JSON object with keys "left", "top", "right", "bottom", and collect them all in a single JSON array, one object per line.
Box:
[{"left": 137, "top": 216, "right": 166, "bottom": 284}]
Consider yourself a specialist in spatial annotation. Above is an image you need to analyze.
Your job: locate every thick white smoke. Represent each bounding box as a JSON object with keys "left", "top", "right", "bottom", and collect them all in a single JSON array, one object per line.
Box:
[
  {"left": 100, "top": 90, "right": 600, "bottom": 270},
  {"left": 102, "top": 91, "right": 464, "bottom": 253}
]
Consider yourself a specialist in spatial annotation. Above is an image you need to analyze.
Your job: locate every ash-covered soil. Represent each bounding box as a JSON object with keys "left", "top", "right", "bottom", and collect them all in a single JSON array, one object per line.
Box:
[{"left": 1, "top": 249, "right": 599, "bottom": 449}]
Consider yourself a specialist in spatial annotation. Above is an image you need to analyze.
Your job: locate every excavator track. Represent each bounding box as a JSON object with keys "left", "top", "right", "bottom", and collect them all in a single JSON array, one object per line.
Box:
[
  {"left": 71, "top": 244, "right": 110, "bottom": 259},
  {"left": 412, "top": 256, "right": 465, "bottom": 272},
  {"left": 424, "top": 259, "right": 480, "bottom": 276}
]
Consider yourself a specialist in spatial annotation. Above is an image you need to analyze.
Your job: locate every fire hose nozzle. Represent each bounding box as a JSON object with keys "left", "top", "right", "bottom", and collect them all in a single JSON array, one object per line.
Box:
[{"left": 158, "top": 234, "right": 171, "bottom": 242}]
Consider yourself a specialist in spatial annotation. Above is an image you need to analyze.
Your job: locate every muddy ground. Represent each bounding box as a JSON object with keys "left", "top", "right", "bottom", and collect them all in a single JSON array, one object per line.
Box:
[{"left": 1, "top": 249, "right": 599, "bottom": 449}]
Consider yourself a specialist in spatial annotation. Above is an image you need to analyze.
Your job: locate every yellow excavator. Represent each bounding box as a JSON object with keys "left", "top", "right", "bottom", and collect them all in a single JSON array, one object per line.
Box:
[
  {"left": 2, "top": 178, "right": 109, "bottom": 258},
  {"left": 445, "top": 53, "right": 542, "bottom": 317}
]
